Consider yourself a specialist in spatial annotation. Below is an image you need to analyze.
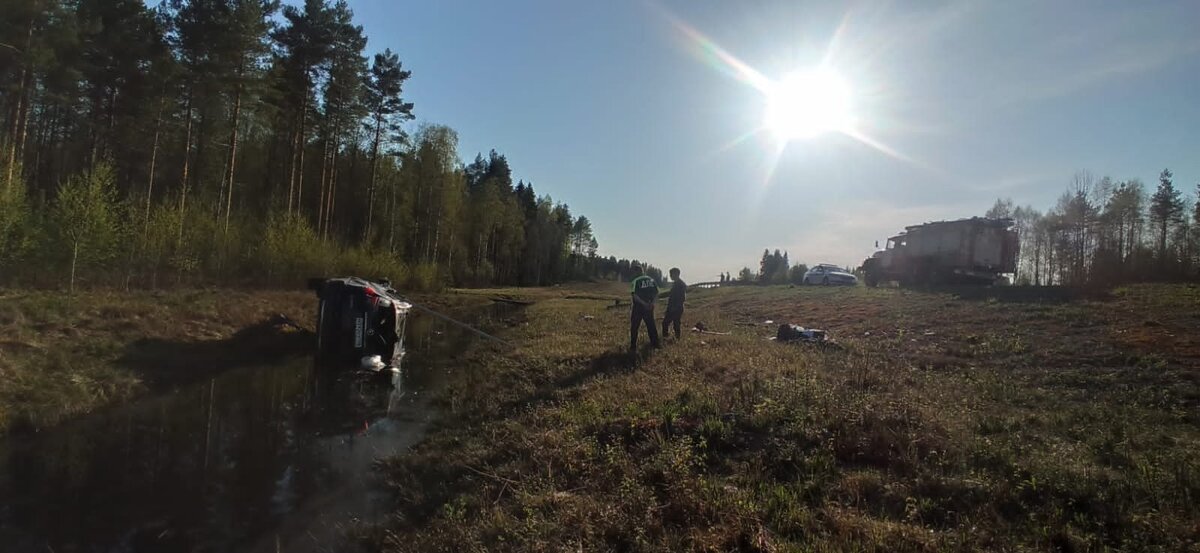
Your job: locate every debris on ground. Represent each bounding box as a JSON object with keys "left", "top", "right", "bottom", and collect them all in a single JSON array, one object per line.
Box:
[
  {"left": 690, "top": 321, "right": 732, "bottom": 335},
  {"left": 267, "top": 313, "right": 306, "bottom": 332},
  {"left": 580, "top": 315, "right": 595, "bottom": 321},
  {"left": 775, "top": 324, "right": 827, "bottom": 342},
  {"left": 773, "top": 324, "right": 843, "bottom": 349}
]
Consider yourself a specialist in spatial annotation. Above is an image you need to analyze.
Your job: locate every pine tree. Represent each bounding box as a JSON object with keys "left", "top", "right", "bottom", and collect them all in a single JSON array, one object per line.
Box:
[
  {"left": 1149, "top": 168, "right": 1184, "bottom": 268},
  {"left": 363, "top": 48, "right": 413, "bottom": 240},
  {"left": 758, "top": 249, "right": 771, "bottom": 283},
  {"left": 272, "top": 0, "right": 337, "bottom": 214},
  {"left": 216, "top": 0, "right": 278, "bottom": 232},
  {"left": 1193, "top": 184, "right": 1200, "bottom": 271},
  {"left": 314, "top": 3, "right": 367, "bottom": 238}
]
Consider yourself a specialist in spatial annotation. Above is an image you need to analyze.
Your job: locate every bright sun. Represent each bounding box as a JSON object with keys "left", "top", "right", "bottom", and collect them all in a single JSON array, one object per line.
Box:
[{"left": 764, "top": 67, "right": 855, "bottom": 140}]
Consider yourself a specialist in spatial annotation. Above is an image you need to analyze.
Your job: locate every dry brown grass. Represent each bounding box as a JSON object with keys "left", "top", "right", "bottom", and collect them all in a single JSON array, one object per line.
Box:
[{"left": 369, "top": 283, "right": 1200, "bottom": 552}]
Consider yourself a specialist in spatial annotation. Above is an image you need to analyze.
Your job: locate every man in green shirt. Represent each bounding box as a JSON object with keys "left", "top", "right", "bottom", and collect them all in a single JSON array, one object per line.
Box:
[{"left": 629, "top": 264, "right": 661, "bottom": 351}]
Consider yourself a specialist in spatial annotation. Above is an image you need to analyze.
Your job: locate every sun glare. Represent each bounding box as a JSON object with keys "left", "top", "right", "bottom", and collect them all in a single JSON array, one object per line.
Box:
[{"left": 764, "top": 68, "right": 855, "bottom": 140}]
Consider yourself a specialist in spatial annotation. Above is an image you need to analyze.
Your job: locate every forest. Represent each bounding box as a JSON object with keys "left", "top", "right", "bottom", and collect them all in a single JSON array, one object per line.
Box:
[
  {"left": 989, "top": 169, "right": 1200, "bottom": 286},
  {"left": 0, "top": 0, "right": 660, "bottom": 290},
  {"left": 730, "top": 170, "right": 1200, "bottom": 288}
]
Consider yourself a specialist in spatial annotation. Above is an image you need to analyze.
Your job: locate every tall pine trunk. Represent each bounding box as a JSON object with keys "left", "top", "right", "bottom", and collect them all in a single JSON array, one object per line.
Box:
[
  {"left": 145, "top": 96, "right": 165, "bottom": 223},
  {"left": 5, "top": 15, "right": 34, "bottom": 192},
  {"left": 223, "top": 78, "right": 244, "bottom": 233},
  {"left": 295, "top": 97, "right": 308, "bottom": 215},
  {"left": 325, "top": 144, "right": 338, "bottom": 239},
  {"left": 1158, "top": 221, "right": 1169, "bottom": 269},
  {"left": 287, "top": 88, "right": 309, "bottom": 215},
  {"left": 69, "top": 239, "right": 79, "bottom": 295},
  {"left": 387, "top": 175, "right": 398, "bottom": 253},
  {"left": 365, "top": 116, "right": 383, "bottom": 241},
  {"left": 316, "top": 135, "right": 331, "bottom": 237},
  {"left": 178, "top": 88, "right": 195, "bottom": 248},
  {"left": 29, "top": 99, "right": 44, "bottom": 186},
  {"left": 317, "top": 119, "right": 342, "bottom": 239}
]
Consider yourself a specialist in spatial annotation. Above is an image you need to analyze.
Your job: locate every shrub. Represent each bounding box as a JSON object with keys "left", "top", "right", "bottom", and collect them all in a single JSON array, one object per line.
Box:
[
  {"left": 337, "top": 247, "right": 409, "bottom": 285},
  {"left": 46, "top": 164, "right": 122, "bottom": 292},
  {"left": 409, "top": 262, "right": 440, "bottom": 291},
  {"left": 261, "top": 212, "right": 332, "bottom": 285}
]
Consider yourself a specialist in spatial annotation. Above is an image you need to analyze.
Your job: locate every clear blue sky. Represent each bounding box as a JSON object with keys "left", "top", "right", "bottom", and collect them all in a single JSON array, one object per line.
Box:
[{"left": 350, "top": 0, "right": 1200, "bottom": 280}]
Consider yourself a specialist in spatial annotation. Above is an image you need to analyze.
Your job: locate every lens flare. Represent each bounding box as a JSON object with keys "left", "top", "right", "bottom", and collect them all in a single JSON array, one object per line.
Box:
[
  {"left": 763, "top": 68, "right": 855, "bottom": 139},
  {"left": 652, "top": 2, "right": 936, "bottom": 186}
]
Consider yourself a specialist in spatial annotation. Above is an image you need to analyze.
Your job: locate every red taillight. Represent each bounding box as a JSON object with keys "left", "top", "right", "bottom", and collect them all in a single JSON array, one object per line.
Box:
[{"left": 363, "top": 286, "right": 379, "bottom": 306}]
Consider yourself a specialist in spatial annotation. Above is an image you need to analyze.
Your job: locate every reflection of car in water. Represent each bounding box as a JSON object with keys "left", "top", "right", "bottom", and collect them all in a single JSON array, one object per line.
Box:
[
  {"left": 302, "top": 358, "right": 407, "bottom": 436},
  {"left": 308, "top": 277, "right": 412, "bottom": 370},
  {"left": 803, "top": 264, "right": 858, "bottom": 285}
]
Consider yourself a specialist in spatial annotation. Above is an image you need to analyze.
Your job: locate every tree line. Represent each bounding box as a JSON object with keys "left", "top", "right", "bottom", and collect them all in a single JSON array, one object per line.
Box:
[
  {"left": 988, "top": 169, "right": 1200, "bottom": 286},
  {"left": 0, "top": 0, "right": 654, "bottom": 290},
  {"left": 723, "top": 168, "right": 1199, "bottom": 290},
  {"left": 713, "top": 249, "right": 815, "bottom": 286}
]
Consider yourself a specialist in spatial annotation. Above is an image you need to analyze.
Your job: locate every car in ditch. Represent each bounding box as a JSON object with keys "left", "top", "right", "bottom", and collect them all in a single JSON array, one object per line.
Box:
[
  {"left": 803, "top": 264, "right": 858, "bottom": 285},
  {"left": 307, "top": 277, "right": 411, "bottom": 371}
]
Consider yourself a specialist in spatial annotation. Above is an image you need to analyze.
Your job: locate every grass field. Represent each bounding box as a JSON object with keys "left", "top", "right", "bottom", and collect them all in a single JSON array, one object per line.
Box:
[
  {"left": 371, "top": 283, "right": 1200, "bottom": 552},
  {"left": 2, "top": 282, "right": 1197, "bottom": 550}
]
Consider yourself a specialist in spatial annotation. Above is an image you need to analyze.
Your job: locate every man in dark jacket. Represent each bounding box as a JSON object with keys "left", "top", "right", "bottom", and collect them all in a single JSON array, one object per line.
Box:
[
  {"left": 629, "top": 264, "right": 660, "bottom": 351},
  {"left": 661, "top": 267, "right": 685, "bottom": 340}
]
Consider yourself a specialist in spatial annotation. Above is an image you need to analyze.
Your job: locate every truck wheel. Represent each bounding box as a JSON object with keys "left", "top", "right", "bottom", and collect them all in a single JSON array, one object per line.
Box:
[{"left": 865, "top": 272, "right": 879, "bottom": 287}]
